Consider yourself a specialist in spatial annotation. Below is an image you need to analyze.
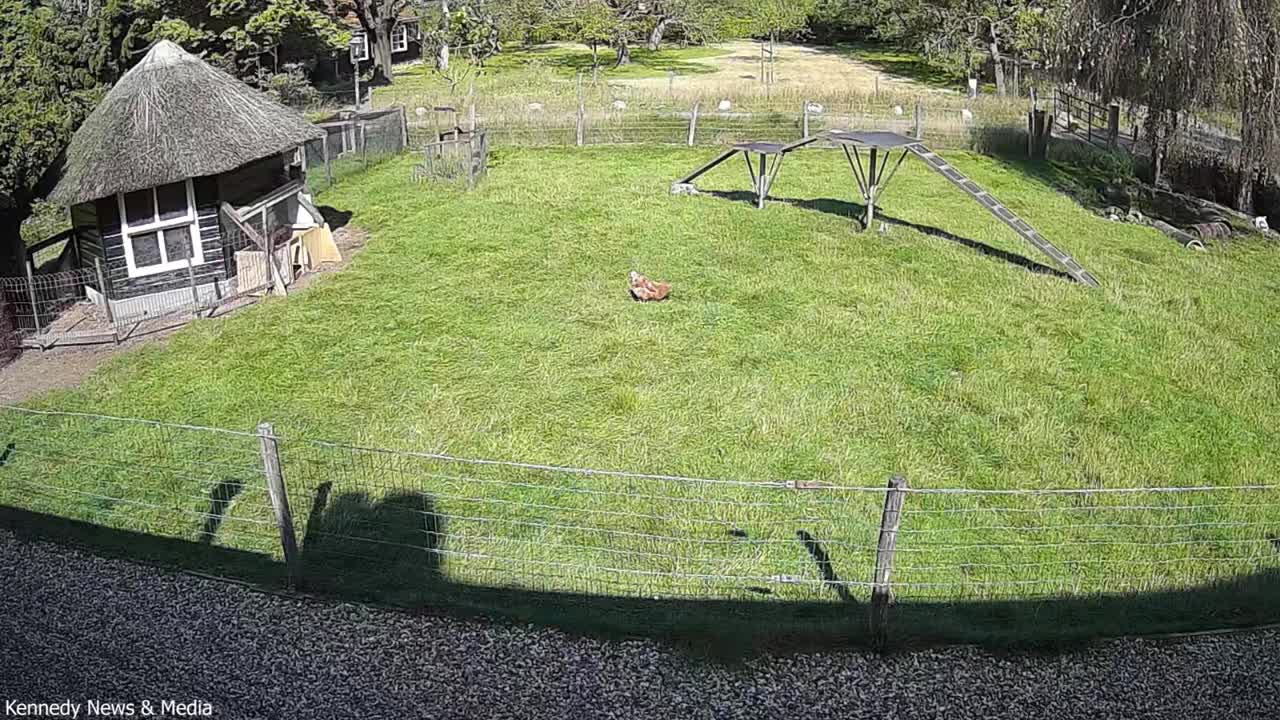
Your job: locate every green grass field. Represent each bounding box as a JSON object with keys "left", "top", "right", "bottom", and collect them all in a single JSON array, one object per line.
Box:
[
  {"left": 4, "top": 145, "right": 1280, "bottom": 649},
  {"left": 374, "top": 44, "right": 728, "bottom": 109}
]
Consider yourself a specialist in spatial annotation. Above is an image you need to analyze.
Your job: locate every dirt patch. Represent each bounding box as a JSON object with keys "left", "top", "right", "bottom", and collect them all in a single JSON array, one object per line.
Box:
[
  {"left": 0, "top": 225, "right": 370, "bottom": 406},
  {"left": 617, "top": 41, "right": 937, "bottom": 97}
]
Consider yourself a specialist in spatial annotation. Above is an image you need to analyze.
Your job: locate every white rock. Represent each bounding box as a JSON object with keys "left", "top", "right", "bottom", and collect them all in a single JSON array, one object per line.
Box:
[
  {"left": 718, "top": 100, "right": 732, "bottom": 112},
  {"left": 1254, "top": 216, "right": 1271, "bottom": 231},
  {"left": 527, "top": 102, "right": 544, "bottom": 112},
  {"left": 893, "top": 105, "right": 904, "bottom": 116},
  {"left": 806, "top": 103, "right": 824, "bottom": 114},
  {"left": 961, "top": 108, "right": 975, "bottom": 123},
  {"left": 612, "top": 100, "right": 627, "bottom": 111},
  {"left": 415, "top": 107, "right": 428, "bottom": 117}
]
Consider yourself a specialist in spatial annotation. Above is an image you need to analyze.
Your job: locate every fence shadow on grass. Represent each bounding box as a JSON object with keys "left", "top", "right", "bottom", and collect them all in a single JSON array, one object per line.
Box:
[
  {"left": 198, "top": 479, "right": 244, "bottom": 545},
  {"left": 707, "top": 189, "right": 1073, "bottom": 281},
  {"left": 3, "top": 502, "right": 1279, "bottom": 660}
]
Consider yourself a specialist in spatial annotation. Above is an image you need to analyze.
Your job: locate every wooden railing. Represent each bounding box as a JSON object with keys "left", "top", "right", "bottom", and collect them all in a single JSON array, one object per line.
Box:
[{"left": 1053, "top": 89, "right": 1122, "bottom": 148}]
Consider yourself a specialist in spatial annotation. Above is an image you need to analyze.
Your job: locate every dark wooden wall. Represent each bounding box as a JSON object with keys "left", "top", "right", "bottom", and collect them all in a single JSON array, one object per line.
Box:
[{"left": 93, "top": 176, "right": 228, "bottom": 301}]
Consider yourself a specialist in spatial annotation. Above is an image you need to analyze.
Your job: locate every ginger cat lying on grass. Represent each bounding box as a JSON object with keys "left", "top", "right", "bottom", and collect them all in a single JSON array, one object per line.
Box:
[{"left": 628, "top": 271, "right": 671, "bottom": 302}]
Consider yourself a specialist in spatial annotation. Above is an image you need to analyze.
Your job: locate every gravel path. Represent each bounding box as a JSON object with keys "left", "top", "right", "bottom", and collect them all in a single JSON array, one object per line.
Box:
[{"left": 2, "top": 530, "right": 1276, "bottom": 719}]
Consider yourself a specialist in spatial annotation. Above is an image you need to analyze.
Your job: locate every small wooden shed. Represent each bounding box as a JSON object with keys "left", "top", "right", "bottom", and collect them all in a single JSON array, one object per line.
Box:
[{"left": 46, "top": 41, "right": 327, "bottom": 321}]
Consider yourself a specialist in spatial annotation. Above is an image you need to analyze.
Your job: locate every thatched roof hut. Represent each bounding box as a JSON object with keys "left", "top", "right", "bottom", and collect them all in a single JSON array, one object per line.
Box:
[
  {"left": 47, "top": 40, "right": 328, "bottom": 320},
  {"left": 49, "top": 40, "right": 324, "bottom": 206}
]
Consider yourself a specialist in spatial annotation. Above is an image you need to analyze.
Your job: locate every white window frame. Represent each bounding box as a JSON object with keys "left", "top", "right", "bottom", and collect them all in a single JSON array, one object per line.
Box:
[
  {"left": 116, "top": 179, "right": 205, "bottom": 279},
  {"left": 391, "top": 24, "right": 410, "bottom": 53}
]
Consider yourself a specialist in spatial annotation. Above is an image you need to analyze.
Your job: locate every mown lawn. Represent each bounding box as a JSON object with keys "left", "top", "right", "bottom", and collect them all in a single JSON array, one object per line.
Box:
[
  {"left": 4, "top": 145, "right": 1280, "bottom": 647},
  {"left": 374, "top": 43, "right": 727, "bottom": 109}
]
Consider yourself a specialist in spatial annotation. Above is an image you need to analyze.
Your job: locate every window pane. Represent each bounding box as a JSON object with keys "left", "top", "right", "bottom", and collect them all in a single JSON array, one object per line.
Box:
[
  {"left": 124, "top": 189, "right": 155, "bottom": 227},
  {"left": 156, "top": 182, "right": 189, "bottom": 221},
  {"left": 131, "top": 232, "right": 162, "bottom": 268},
  {"left": 270, "top": 197, "right": 294, "bottom": 232},
  {"left": 163, "top": 226, "right": 193, "bottom": 261}
]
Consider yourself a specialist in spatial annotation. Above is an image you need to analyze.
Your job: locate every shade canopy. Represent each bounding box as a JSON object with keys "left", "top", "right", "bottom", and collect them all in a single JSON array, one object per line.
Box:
[{"left": 48, "top": 41, "right": 325, "bottom": 206}]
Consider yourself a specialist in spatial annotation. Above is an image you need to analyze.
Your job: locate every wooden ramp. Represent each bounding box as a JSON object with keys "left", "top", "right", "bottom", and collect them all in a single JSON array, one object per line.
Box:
[
  {"left": 905, "top": 144, "right": 1100, "bottom": 288},
  {"left": 674, "top": 131, "right": 1100, "bottom": 288}
]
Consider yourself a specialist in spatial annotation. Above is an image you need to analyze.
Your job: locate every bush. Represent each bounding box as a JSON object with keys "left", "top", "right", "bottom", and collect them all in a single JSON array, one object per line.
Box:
[{"left": 257, "top": 64, "right": 320, "bottom": 109}]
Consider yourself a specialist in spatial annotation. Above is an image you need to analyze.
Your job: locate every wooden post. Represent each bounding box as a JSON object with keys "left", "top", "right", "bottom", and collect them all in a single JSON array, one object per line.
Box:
[
  {"left": 870, "top": 474, "right": 908, "bottom": 649},
  {"left": 258, "top": 422, "right": 301, "bottom": 588},
  {"left": 802, "top": 101, "right": 810, "bottom": 139},
  {"left": 913, "top": 100, "right": 924, "bottom": 140},
  {"left": 361, "top": 121, "right": 369, "bottom": 168},
  {"left": 576, "top": 71, "right": 586, "bottom": 147},
  {"left": 1032, "top": 109, "right": 1049, "bottom": 160},
  {"left": 398, "top": 105, "right": 409, "bottom": 151},
  {"left": 23, "top": 260, "right": 42, "bottom": 340},
  {"left": 93, "top": 258, "right": 117, "bottom": 342},
  {"left": 687, "top": 102, "right": 700, "bottom": 147},
  {"left": 322, "top": 132, "right": 333, "bottom": 187},
  {"left": 1108, "top": 103, "right": 1121, "bottom": 147},
  {"left": 185, "top": 256, "right": 201, "bottom": 314}
]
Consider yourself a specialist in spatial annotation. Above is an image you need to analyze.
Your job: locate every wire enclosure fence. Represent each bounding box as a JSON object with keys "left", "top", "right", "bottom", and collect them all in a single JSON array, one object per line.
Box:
[
  {"left": 0, "top": 209, "right": 288, "bottom": 351},
  {"left": 2, "top": 406, "right": 1277, "bottom": 612},
  {"left": 304, "top": 107, "right": 409, "bottom": 194},
  {"left": 412, "top": 131, "right": 490, "bottom": 188}
]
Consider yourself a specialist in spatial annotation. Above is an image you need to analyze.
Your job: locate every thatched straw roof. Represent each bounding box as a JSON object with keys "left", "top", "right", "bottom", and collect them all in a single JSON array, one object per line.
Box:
[{"left": 49, "top": 41, "right": 325, "bottom": 206}]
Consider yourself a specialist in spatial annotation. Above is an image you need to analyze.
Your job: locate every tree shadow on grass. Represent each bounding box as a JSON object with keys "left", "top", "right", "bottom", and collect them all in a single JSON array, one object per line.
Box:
[
  {"left": 297, "top": 482, "right": 444, "bottom": 601},
  {"left": 706, "top": 189, "right": 1073, "bottom": 281},
  {"left": 3, "top": 503, "right": 1280, "bottom": 660},
  {"left": 491, "top": 46, "right": 721, "bottom": 77},
  {"left": 829, "top": 42, "right": 966, "bottom": 90}
]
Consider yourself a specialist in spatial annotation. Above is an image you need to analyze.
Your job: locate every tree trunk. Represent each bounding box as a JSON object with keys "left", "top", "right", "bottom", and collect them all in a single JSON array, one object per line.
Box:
[
  {"left": 1237, "top": 170, "right": 1256, "bottom": 215},
  {"left": 615, "top": 38, "right": 631, "bottom": 67},
  {"left": 989, "top": 28, "right": 1006, "bottom": 97},
  {"left": 438, "top": 0, "right": 450, "bottom": 70},
  {"left": 372, "top": 23, "right": 395, "bottom": 83},
  {"left": 0, "top": 205, "right": 30, "bottom": 278},
  {"left": 647, "top": 16, "right": 670, "bottom": 51},
  {"left": 1150, "top": 115, "right": 1169, "bottom": 189}
]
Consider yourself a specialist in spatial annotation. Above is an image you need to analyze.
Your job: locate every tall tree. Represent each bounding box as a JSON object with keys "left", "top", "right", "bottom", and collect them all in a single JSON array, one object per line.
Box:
[
  {"left": 920, "top": 1, "right": 1061, "bottom": 96},
  {"left": 0, "top": 1, "right": 108, "bottom": 274},
  {"left": 344, "top": 0, "right": 413, "bottom": 81},
  {"left": 641, "top": 0, "right": 724, "bottom": 50},
  {"left": 1062, "top": 0, "right": 1280, "bottom": 207}
]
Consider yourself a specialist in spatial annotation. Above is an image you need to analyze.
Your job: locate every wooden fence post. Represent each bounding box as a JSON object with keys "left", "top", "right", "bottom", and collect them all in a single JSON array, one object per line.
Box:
[
  {"left": 687, "top": 102, "right": 700, "bottom": 147},
  {"left": 802, "top": 100, "right": 811, "bottom": 138},
  {"left": 23, "top": 260, "right": 42, "bottom": 342},
  {"left": 93, "top": 258, "right": 118, "bottom": 343},
  {"left": 576, "top": 71, "right": 586, "bottom": 147},
  {"left": 322, "top": 133, "right": 333, "bottom": 187},
  {"left": 185, "top": 256, "right": 201, "bottom": 315},
  {"left": 1108, "top": 103, "right": 1121, "bottom": 147},
  {"left": 870, "top": 474, "right": 908, "bottom": 649},
  {"left": 913, "top": 100, "right": 924, "bottom": 140},
  {"left": 398, "top": 105, "right": 409, "bottom": 151},
  {"left": 258, "top": 422, "right": 301, "bottom": 588}
]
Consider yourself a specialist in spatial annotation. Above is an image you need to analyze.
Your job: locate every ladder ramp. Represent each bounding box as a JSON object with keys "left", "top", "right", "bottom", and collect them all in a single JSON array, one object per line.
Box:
[{"left": 907, "top": 144, "right": 1101, "bottom": 287}]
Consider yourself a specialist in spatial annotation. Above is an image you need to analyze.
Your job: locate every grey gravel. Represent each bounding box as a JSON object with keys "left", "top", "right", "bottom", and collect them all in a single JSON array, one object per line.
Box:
[{"left": 1, "top": 529, "right": 1277, "bottom": 719}]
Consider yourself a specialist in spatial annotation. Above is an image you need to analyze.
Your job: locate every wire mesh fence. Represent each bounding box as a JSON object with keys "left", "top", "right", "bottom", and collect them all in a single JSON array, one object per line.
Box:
[
  {"left": 305, "top": 107, "right": 409, "bottom": 194},
  {"left": 2, "top": 405, "right": 1277, "bottom": 611},
  {"left": 0, "top": 209, "right": 292, "bottom": 351}
]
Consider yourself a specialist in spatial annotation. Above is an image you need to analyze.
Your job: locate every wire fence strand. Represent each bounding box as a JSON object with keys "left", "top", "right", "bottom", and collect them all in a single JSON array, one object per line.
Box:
[{"left": 1, "top": 405, "right": 1277, "bottom": 604}]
